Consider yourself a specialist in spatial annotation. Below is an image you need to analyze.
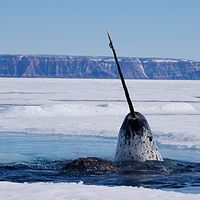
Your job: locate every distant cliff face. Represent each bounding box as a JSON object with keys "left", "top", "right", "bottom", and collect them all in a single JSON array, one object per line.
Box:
[{"left": 0, "top": 55, "right": 199, "bottom": 79}]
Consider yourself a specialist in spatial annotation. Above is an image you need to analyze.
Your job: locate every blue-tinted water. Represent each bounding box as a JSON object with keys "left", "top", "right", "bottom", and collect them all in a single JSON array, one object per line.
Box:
[
  {"left": 0, "top": 133, "right": 116, "bottom": 163},
  {"left": 0, "top": 133, "right": 200, "bottom": 194},
  {"left": 1, "top": 133, "right": 200, "bottom": 163}
]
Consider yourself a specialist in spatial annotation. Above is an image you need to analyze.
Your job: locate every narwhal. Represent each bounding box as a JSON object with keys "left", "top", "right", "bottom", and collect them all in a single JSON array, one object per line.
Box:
[
  {"left": 63, "top": 33, "right": 200, "bottom": 175},
  {"left": 107, "top": 31, "right": 163, "bottom": 162},
  {"left": 64, "top": 32, "right": 163, "bottom": 175}
]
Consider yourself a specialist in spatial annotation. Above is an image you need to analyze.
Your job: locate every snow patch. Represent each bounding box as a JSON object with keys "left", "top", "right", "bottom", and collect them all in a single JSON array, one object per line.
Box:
[
  {"left": 0, "top": 182, "right": 199, "bottom": 200},
  {"left": 152, "top": 59, "right": 179, "bottom": 63},
  {"left": 1, "top": 102, "right": 197, "bottom": 118},
  {"left": 139, "top": 103, "right": 198, "bottom": 114}
]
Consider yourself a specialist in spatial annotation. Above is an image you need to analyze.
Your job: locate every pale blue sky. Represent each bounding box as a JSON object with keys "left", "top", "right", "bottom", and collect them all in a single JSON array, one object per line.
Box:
[{"left": 0, "top": 0, "right": 200, "bottom": 60}]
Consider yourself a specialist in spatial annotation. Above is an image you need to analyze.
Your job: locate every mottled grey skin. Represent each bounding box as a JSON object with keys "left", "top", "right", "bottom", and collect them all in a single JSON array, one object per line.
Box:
[
  {"left": 63, "top": 157, "right": 117, "bottom": 175},
  {"left": 114, "top": 112, "right": 163, "bottom": 162},
  {"left": 63, "top": 157, "right": 200, "bottom": 176}
]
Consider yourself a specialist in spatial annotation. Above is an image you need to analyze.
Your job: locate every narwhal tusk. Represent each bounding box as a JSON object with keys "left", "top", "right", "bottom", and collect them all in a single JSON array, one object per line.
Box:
[{"left": 107, "top": 30, "right": 136, "bottom": 118}]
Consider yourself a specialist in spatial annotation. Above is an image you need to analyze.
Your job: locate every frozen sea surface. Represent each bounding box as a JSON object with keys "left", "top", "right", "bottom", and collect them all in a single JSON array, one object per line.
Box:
[
  {"left": 0, "top": 78, "right": 199, "bottom": 196},
  {"left": 0, "top": 78, "right": 199, "bottom": 148},
  {"left": 1, "top": 182, "right": 200, "bottom": 200}
]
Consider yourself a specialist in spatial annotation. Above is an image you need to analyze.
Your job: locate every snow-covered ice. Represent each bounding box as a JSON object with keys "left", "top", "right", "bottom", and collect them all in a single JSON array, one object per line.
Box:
[
  {"left": 0, "top": 78, "right": 199, "bottom": 148},
  {"left": 0, "top": 182, "right": 200, "bottom": 200}
]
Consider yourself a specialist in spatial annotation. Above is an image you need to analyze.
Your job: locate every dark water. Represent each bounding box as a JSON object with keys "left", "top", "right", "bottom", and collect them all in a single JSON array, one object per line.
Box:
[{"left": 0, "top": 133, "right": 200, "bottom": 194}]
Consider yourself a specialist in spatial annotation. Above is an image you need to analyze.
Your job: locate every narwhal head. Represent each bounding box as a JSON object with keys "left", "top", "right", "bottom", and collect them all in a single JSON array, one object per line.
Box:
[
  {"left": 107, "top": 31, "right": 163, "bottom": 162},
  {"left": 120, "top": 112, "right": 151, "bottom": 144},
  {"left": 115, "top": 111, "right": 163, "bottom": 162}
]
